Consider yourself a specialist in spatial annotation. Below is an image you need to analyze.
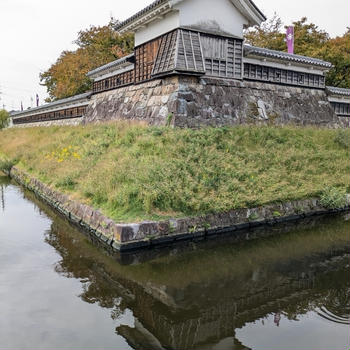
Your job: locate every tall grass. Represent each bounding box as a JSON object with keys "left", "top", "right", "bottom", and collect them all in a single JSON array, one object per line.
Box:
[{"left": 0, "top": 123, "right": 349, "bottom": 222}]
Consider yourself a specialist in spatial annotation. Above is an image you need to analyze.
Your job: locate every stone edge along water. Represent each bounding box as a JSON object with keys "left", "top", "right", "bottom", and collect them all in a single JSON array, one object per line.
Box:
[{"left": 4, "top": 166, "right": 350, "bottom": 251}]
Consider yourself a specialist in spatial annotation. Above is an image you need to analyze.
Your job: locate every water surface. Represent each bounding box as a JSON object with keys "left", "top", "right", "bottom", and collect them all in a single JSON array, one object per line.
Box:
[{"left": 0, "top": 175, "right": 349, "bottom": 350}]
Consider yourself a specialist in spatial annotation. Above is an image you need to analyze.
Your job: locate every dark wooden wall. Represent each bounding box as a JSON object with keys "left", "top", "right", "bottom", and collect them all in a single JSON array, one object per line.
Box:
[
  {"left": 134, "top": 37, "right": 162, "bottom": 83},
  {"left": 201, "top": 35, "right": 243, "bottom": 79},
  {"left": 13, "top": 105, "right": 88, "bottom": 125},
  {"left": 243, "top": 63, "right": 325, "bottom": 89},
  {"left": 330, "top": 101, "right": 350, "bottom": 116},
  {"left": 93, "top": 70, "right": 134, "bottom": 94}
]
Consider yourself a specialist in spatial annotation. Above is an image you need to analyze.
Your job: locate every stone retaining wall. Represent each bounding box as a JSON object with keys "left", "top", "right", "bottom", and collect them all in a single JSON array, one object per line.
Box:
[
  {"left": 84, "top": 76, "right": 349, "bottom": 128},
  {"left": 6, "top": 166, "right": 350, "bottom": 252},
  {"left": 12, "top": 117, "right": 83, "bottom": 128}
]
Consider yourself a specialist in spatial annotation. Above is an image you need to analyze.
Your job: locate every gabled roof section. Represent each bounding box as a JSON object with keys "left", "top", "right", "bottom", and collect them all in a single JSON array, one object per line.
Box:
[
  {"left": 87, "top": 54, "right": 135, "bottom": 78},
  {"left": 326, "top": 86, "right": 350, "bottom": 97},
  {"left": 115, "top": 0, "right": 266, "bottom": 34},
  {"left": 152, "top": 29, "right": 205, "bottom": 77},
  {"left": 244, "top": 45, "right": 333, "bottom": 69}
]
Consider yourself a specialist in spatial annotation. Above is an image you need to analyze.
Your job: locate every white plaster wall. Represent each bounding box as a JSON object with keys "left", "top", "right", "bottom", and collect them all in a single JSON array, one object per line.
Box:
[
  {"left": 175, "top": 0, "right": 248, "bottom": 38},
  {"left": 328, "top": 96, "right": 350, "bottom": 103},
  {"left": 135, "top": 11, "right": 180, "bottom": 46}
]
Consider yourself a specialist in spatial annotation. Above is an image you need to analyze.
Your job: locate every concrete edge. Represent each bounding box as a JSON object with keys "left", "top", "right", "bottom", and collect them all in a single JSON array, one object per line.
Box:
[{"left": 5, "top": 166, "right": 350, "bottom": 252}]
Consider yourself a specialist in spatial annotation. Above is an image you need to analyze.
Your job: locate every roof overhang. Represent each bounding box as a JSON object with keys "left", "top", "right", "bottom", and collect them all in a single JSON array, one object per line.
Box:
[
  {"left": 230, "top": 0, "right": 266, "bottom": 27},
  {"left": 87, "top": 54, "right": 135, "bottom": 79}
]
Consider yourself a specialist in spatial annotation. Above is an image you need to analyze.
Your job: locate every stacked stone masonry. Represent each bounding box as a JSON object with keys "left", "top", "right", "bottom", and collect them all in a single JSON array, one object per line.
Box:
[{"left": 84, "top": 76, "right": 350, "bottom": 128}]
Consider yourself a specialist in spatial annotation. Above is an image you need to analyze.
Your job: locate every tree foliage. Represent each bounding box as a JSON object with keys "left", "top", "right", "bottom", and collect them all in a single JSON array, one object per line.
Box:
[
  {"left": 0, "top": 109, "right": 10, "bottom": 129},
  {"left": 40, "top": 20, "right": 134, "bottom": 101},
  {"left": 244, "top": 16, "right": 350, "bottom": 88},
  {"left": 319, "top": 29, "right": 350, "bottom": 88}
]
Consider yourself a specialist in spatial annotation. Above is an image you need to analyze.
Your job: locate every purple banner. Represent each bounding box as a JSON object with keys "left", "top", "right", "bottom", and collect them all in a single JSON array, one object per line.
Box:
[{"left": 286, "top": 26, "right": 294, "bottom": 54}]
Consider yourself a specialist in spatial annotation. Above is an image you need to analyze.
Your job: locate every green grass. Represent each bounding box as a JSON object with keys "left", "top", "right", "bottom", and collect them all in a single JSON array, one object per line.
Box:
[{"left": 0, "top": 123, "right": 349, "bottom": 222}]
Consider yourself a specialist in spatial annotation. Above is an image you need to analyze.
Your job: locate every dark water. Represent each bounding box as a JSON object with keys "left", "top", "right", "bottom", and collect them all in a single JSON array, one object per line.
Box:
[{"left": 1, "top": 175, "right": 350, "bottom": 350}]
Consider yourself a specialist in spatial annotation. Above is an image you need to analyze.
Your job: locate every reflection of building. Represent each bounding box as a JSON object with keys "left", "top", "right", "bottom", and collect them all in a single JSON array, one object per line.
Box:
[{"left": 10, "top": 0, "right": 350, "bottom": 127}]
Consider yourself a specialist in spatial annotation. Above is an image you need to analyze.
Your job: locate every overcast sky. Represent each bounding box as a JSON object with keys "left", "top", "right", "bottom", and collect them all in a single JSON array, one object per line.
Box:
[{"left": 0, "top": 0, "right": 348, "bottom": 111}]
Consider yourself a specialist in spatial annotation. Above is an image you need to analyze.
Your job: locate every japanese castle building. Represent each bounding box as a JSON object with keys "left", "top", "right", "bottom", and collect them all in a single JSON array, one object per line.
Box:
[{"left": 11, "top": 0, "right": 350, "bottom": 127}]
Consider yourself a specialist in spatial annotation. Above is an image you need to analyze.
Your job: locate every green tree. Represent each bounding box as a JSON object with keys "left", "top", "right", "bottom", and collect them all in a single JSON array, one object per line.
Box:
[
  {"left": 319, "top": 29, "right": 350, "bottom": 88},
  {"left": 245, "top": 16, "right": 329, "bottom": 56},
  {"left": 0, "top": 109, "right": 10, "bottom": 129},
  {"left": 244, "top": 13, "right": 286, "bottom": 51},
  {"left": 40, "top": 20, "right": 134, "bottom": 101}
]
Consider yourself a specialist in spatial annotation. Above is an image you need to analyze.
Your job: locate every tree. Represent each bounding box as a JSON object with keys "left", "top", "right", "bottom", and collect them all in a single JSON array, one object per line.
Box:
[
  {"left": 245, "top": 16, "right": 329, "bottom": 56},
  {"left": 0, "top": 110, "right": 10, "bottom": 129},
  {"left": 319, "top": 29, "right": 350, "bottom": 88},
  {"left": 40, "top": 20, "right": 134, "bottom": 101},
  {"left": 244, "top": 16, "right": 349, "bottom": 88},
  {"left": 244, "top": 13, "right": 286, "bottom": 51}
]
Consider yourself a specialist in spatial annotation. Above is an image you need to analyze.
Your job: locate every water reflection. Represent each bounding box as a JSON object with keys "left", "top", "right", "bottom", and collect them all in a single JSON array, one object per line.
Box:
[
  {"left": 0, "top": 175, "right": 9, "bottom": 211},
  {"left": 47, "top": 215, "right": 350, "bottom": 350},
  {"left": 1, "top": 176, "right": 350, "bottom": 350}
]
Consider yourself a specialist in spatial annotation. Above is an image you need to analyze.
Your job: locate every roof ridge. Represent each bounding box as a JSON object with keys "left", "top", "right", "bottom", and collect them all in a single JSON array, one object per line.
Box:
[{"left": 326, "top": 86, "right": 350, "bottom": 96}]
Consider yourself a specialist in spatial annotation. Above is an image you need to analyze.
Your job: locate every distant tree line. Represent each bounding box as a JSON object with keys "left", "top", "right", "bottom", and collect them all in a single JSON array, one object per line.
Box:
[{"left": 40, "top": 16, "right": 350, "bottom": 101}]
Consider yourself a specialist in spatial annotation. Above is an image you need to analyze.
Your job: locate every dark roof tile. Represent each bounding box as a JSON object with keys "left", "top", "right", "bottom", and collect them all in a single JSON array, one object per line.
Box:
[{"left": 244, "top": 45, "right": 332, "bottom": 68}]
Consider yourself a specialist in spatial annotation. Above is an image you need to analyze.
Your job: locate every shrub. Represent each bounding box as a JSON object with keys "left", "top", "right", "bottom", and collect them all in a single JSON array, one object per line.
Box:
[
  {"left": 0, "top": 159, "right": 16, "bottom": 173},
  {"left": 0, "top": 110, "right": 10, "bottom": 130},
  {"left": 320, "top": 186, "right": 348, "bottom": 209},
  {"left": 56, "top": 175, "right": 77, "bottom": 190},
  {"left": 334, "top": 129, "right": 350, "bottom": 150}
]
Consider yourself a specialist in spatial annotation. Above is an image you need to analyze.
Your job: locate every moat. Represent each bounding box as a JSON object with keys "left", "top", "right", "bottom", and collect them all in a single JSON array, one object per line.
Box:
[{"left": 1, "top": 175, "right": 349, "bottom": 350}]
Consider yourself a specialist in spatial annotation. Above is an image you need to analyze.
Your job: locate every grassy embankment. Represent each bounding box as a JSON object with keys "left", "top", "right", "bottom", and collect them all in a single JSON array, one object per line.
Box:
[{"left": 0, "top": 123, "right": 349, "bottom": 223}]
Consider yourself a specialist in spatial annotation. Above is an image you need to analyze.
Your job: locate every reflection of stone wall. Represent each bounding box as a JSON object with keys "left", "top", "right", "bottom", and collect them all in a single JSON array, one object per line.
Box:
[
  {"left": 84, "top": 76, "right": 349, "bottom": 128},
  {"left": 126, "top": 254, "right": 349, "bottom": 350}
]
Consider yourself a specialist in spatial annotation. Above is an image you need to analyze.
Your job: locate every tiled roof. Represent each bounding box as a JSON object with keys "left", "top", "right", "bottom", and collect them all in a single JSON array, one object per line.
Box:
[
  {"left": 244, "top": 45, "right": 333, "bottom": 68},
  {"left": 115, "top": 0, "right": 266, "bottom": 32},
  {"left": 115, "top": 0, "right": 169, "bottom": 31},
  {"left": 326, "top": 86, "right": 350, "bottom": 96},
  {"left": 11, "top": 92, "right": 91, "bottom": 117},
  {"left": 86, "top": 54, "right": 134, "bottom": 77}
]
